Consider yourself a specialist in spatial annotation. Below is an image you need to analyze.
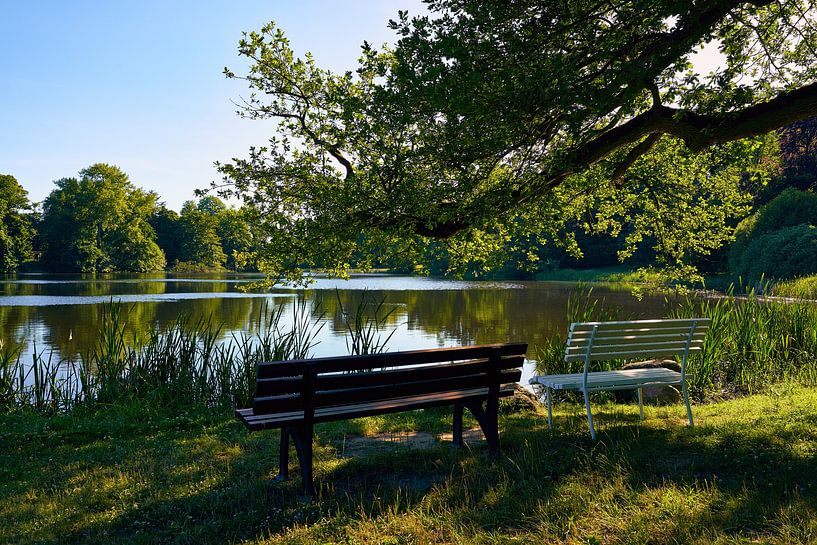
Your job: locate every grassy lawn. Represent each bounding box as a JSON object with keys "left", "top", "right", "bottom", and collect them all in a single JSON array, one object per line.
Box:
[{"left": 2, "top": 388, "right": 817, "bottom": 544}]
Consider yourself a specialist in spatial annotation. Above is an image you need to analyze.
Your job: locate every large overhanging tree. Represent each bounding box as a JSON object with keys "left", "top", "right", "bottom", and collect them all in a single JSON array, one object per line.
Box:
[{"left": 217, "top": 0, "right": 817, "bottom": 281}]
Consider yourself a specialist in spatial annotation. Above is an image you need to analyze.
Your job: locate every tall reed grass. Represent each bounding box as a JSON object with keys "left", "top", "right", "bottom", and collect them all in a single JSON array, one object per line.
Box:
[
  {"left": 534, "top": 285, "right": 817, "bottom": 399},
  {"left": 671, "top": 286, "right": 817, "bottom": 395},
  {"left": 0, "top": 299, "right": 325, "bottom": 413},
  {"left": 336, "top": 288, "right": 400, "bottom": 356}
]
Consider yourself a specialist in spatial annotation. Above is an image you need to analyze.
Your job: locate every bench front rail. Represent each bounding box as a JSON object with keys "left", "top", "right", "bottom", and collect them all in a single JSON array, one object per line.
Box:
[
  {"left": 530, "top": 318, "right": 709, "bottom": 440},
  {"left": 237, "top": 343, "right": 527, "bottom": 495}
]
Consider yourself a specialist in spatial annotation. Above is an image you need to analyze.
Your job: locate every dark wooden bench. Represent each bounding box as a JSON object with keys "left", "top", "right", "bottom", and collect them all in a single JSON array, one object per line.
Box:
[{"left": 236, "top": 343, "right": 527, "bottom": 495}]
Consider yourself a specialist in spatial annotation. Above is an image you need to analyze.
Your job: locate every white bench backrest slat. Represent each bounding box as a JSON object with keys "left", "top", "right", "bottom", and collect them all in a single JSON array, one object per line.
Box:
[{"left": 565, "top": 318, "right": 710, "bottom": 363}]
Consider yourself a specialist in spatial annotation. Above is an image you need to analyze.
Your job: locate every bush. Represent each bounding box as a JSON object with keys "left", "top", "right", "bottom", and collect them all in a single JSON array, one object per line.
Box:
[
  {"left": 730, "top": 189, "right": 817, "bottom": 281},
  {"left": 732, "top": 224, "right": 817, "bottom": 285}
]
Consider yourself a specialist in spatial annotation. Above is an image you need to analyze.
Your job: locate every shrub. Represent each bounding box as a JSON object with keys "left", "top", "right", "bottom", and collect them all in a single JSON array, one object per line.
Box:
[
  {"left": 730, "top": 188, "right": 817, "bottom": 275},
  {"left": 732, "top": 224, "right": 817, "bottom": 285}
]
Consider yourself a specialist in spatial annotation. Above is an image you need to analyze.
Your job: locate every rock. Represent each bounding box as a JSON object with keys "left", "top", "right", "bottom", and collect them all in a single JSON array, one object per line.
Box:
[
  {"left": 613, "top": 359, "right": 682, "bottom": 404},
  {"left": 499, "top": 384, "right": 541, "bottom": 414}
]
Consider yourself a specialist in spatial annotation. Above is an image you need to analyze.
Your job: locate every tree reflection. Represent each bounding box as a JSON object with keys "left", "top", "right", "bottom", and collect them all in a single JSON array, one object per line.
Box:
[{"left": 2, "top": 274, "right": 670, "bottom": 363}]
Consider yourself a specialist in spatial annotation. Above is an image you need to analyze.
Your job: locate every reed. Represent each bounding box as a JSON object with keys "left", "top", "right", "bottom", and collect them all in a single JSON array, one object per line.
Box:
[
  {"left": 1, "top": 298, "right": 327, "bottom": 413},
  {"left": 671, "top": 286, "right": 817, "bottom": 396},
  {"left": 534, "top": 285, "right": 817, "bottom": 399},
  {"left": 336, "top": 288, "right": 401, "bottom": 356}
]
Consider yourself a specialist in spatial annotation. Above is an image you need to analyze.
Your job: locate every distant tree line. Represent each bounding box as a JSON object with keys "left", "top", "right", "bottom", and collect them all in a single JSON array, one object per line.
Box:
[{"left": 0, "top": 164, "right": 258, "bottom": 273}]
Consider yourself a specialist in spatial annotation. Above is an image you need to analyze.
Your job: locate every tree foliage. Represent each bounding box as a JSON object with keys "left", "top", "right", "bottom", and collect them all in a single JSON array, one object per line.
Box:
[
  {"left": 0, "top": 174, "right": 35, "bottom": 272},
  {"left": 217, "top": 0, "right": 817, "bottom": 281},
  {"left": 40, "top": 164, "right": 165, "bottom": 272},
  {"left": 174, "top": 199, "right": 227, "bottom": 270},
  {"left": 763, "top": 116, "right": 817, "bottom": 199}
]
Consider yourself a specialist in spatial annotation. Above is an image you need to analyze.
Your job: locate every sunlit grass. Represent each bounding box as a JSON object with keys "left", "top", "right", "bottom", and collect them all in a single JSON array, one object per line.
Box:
[
  {"left": 770, "top": 274, "right": 817, "bottom": 299},
  {"left": 2, "top": 386, "right": 817, "bottom": 544}
]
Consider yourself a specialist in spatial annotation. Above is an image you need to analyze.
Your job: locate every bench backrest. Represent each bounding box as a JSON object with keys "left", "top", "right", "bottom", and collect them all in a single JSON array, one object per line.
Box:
[
  {"left": 565, "top": 319, "right": 710, "bottom": 372},
  {"left": 252, "top": 343, "right": 527, "bottom": 416}
]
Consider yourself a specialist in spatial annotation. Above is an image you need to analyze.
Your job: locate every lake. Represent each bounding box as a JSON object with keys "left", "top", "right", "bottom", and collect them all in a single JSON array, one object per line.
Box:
[{"left": 1, "top": 273, "right": 670, "bottom": 384}]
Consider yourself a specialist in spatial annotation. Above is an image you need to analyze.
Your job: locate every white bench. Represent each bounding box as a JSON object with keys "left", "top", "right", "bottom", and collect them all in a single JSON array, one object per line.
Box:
[{"left": 530, "top": 318, "right": 709, "bottom": 440}]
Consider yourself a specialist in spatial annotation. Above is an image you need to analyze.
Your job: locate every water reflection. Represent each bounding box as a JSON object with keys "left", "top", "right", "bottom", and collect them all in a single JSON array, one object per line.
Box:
[{"left": 0, "top": 273, "right": 668, "bottom": 363}]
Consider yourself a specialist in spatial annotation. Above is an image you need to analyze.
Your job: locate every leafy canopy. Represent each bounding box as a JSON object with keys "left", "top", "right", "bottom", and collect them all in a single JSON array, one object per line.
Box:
[
  {"left": 40, "top": 164, "right": 166, "bottom": 272},
  {"left": 217, "top": 0, "right": 817, "bottom": 281},
  {"left": 0, "top": 174, "right": 35, "bottom": 272}
]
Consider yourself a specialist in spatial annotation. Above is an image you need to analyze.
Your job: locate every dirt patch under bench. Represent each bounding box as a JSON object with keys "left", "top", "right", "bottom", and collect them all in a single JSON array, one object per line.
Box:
[{"left": 335, "top": 428, "right": 485, "bottom": 458}]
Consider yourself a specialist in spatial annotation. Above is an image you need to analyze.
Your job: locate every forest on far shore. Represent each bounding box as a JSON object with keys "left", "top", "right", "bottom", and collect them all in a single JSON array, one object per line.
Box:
[{"left": 0, "top": 163, "right": 256, "bottom": 273}]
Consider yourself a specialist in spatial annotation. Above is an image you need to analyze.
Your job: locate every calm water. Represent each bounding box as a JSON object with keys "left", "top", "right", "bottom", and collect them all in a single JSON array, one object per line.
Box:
[{"left": 1, "top": 273, "right": 669, "bottom": 383}]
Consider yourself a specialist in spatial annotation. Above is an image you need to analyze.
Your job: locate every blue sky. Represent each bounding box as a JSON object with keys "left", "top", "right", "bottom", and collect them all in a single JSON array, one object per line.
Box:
[{"left": 1, "top": 1, "right": 424, "bottom": 210}]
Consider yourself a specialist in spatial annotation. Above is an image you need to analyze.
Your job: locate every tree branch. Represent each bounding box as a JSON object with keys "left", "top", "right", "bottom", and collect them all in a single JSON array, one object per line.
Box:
[{"left": 419, "top": 81, "right": 817, "bottom": 239}]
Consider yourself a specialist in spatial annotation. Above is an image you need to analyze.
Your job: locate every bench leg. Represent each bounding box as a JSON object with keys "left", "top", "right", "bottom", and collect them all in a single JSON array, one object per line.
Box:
[
  {"left": 682, "top": 381, "right": 694, "bottom": 427},
  {"left": 637, "top": 387, "right": 644, "bottom": 421},
  {"left": 452, "top": 404, "right": 464, "bottom": 448},
  {"left": 291, "top": 425, "right": 315, "bottom": 497},
  {"left": 546, "top": 386, "right": 553, "bottom": 430},
  {"left": 277, "top": 428, "right": 290, "bottom": 481},
  {"left": 583, "top": 389, "right": 597, "bottom": 441},
  {"left": 486, "top": 394, "right": 499, "bottom": 455},
  {"left": 467, "top": 400, "right": 499, "bottom": 456}
]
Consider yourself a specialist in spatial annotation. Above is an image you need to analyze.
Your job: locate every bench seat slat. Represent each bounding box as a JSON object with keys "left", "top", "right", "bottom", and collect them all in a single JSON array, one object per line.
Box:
[
  {"left": 236, "top": 385, "right": 517, "bottom": 431},
  {"left": 531, "top": 368, "right": 681, "bottom": 390}
]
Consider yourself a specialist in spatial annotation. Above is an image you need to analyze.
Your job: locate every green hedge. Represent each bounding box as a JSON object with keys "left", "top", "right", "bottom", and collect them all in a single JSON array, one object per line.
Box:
[
  {"left": 729, "top": 189, "right": 817, "bottom": 282},
  {"left": 732, "top": 224, "right": 817, "bottom": 285}
]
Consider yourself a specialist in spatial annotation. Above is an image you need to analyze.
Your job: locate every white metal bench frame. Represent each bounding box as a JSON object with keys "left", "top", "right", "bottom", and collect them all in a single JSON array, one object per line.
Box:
[{"left": 530, "top": 318, "right": 709, "bottom": 440}]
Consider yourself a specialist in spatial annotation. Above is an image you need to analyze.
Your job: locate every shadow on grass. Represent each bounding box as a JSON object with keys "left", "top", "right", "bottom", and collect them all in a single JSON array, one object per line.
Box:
[{"left": 3, "top": 400, "right": 817, "bottom": 544}]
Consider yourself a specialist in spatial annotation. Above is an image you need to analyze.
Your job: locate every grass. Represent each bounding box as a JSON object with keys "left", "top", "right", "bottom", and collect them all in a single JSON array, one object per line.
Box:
[
  {"left": 2, "top": 386, "right": 817, "bottom": 544},
  {"left": 770, "top": 274, "right": 817, "bottom": 299},
  {"left": 530, "top": 265, "right": 650, "bottom": 283}
]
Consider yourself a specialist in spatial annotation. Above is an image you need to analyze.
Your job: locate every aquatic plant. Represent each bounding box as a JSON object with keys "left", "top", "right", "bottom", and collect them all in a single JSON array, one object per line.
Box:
[
  {"left": 534, "top": 284, "right": 817, "bottom": 400},
  {"left": 336, "top": 288, "right": 401, "bottom": 356},
  {"left": 1, "top": 298, "right": 326, "bottom": 413}
]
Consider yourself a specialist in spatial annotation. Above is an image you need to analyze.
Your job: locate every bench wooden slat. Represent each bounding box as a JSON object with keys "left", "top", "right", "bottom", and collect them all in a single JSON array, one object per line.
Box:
[
  {"left": 237, "top": 384, "right": 517, "bottom": 430},
  {"left": 256, "top": 362, "right": 305, "bottom": 379},
  {"left": 569, "top": 318, "right": 710, "bottom": 333},
  {"left": 568, "top": 328, "right": 706, "bottom": 346},
  {"left": 565, "top": 345, "right": 702, "bottom": 362},
  {"left": 255, "top": 377, "right": 304, "bottom": 397},
  {"left": 315, "top": 369, "right": 521, "bottom": 407},
  {"left": 256, "top": 342, "right": 527, "bottom": 376},
  {"left": 569, "top": 324, "right": 710, "bottom": 335},
  {"left": 253, "top": 393, "right": 302, "bottom": 413},
  {"left": 313, "top": 356, "right": 524, "bottom": 391},
  {"left": 565, "top": 340, "right": 704, "bottom": 354}
]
